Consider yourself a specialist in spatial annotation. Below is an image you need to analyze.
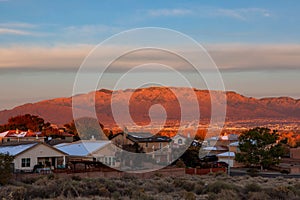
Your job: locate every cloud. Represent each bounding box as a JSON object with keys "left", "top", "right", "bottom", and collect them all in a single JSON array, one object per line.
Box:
[
  {"left": 147, "top": 9, "right": 193, "bottom": 17},
  {"left": 0, "top": 22, "right": 37, "bottom": 28},
  {"left": 215, "top": 8, "right": 271, "bottom": 20},
  {"left": 0, "top": 22, "right": 43, "bottom": 36},
  {"left": 0, "top": 28, "right": 33, "bottom": 35},
  {"left": 0, "top": 44, "right": 93, "bottom": 69},
  {"left": 0, "top": 43, "right": 299, "bottom": 72},
  {"left": 206, "top": 43, "right": 300, "bottom": 71}
]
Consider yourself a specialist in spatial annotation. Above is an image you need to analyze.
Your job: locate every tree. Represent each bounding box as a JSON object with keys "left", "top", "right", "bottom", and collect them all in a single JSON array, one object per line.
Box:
[
  {"left": 179, "top": 146, "right": 202, "bottom": 168},
  {"left": 0, "top": 153, "right": 14, "bottom": 185},
  {"left": 64, "top": 117, "right": 107, "bottom": 141},
  {"left": 0, "top": 114, "right": 50, "bottom": 132},
  {"left": 235, "top": 127, "right": 284, "bottom": 170}
]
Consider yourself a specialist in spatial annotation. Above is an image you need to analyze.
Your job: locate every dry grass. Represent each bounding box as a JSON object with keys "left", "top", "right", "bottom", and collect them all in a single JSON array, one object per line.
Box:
[{"left": 1, "top": 174, "right": 300, "bottom": 200}]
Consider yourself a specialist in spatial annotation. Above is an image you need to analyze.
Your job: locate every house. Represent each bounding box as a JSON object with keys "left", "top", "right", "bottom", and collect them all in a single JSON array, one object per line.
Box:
[
  {"left": 172, "top": 134, "right": 188, "bottom": 147},
  {"left": 109, "top": 132, "right": 172, "bottom": 164},
  {"left": 205, "top": 134, "right": 239, "bottom": 147},
  {"left": 202, "top": 145, "right": 228, "bottom": 155},
  {"left": 0, "top": 142, "right": 67, "bottom": 172},
  {"left": 0, "top": 130, "right": 45, "bottom": 143},
  {"left": 216, "top": 152, "right": 235, "bottom": 167},
  {"left": 110, "top": 132, "right": 172, "bottom": 153},
  {"left": 228, "top": 141, "right": 240, "bottom": 153},
  {"left": 216, "top": 141, "right": 244, "bottom": 168},
  {"left": 55, "top": 140, "right": 120, "bottom": 168},
  {"left": 216, "top": 151, "right": 243, "bottom": 168}
]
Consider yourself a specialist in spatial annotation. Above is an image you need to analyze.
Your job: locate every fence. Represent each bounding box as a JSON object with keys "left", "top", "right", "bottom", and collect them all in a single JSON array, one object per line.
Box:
[{"left": 185, "top": 167, "right": 226, "bottom": 175}]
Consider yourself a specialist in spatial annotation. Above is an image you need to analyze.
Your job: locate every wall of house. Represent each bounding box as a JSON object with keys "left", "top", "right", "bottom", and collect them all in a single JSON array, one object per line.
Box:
[
  {"left": 91, "top": 143, "right": 119, "bottom": 167},
  {"left": 139, "top": 142, "right": 169, "bottom": 153},
  {"left": 1, "top": 137, "right": 45, "bottom": 143},
  {"left": 173, "top": 136, "right": 186, "bottom": 146},
  {"left": 218, "top": 157, "right": 234, "bottom": 167},
  {"left": 229, "top": 146, "right": 240, "bottom": 153},
  {"left": 14, "top": 144, "right": 66, "bottom": 171},
  {"left": 290, "top": 148, "right": 300, "bottom": 159}
]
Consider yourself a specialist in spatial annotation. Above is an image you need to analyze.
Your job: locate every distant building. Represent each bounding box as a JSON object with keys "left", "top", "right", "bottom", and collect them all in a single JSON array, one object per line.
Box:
[
  {"left": 205, "top": 134, "right": 239, "bottom": 147},
  {"left": 0, "top": 130, "right": 45, "bottom": 143},
  {"left": 172, "top": 134, "right": 187, "bottom": 147}
]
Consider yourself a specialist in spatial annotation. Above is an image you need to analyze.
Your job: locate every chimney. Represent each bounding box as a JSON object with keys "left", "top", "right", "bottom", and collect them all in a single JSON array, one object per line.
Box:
[{"left": 91, "top": 135, "right": 95, "bottom": 141}]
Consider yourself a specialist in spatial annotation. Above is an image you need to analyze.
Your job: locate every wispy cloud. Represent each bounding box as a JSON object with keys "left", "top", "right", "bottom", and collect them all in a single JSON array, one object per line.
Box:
[
  {"left": 0, "top": 28, "right": 33, "bottom": 35},
  {"left": 0, "top": 43, "right": 299, "bottom": 72},
  {"left": 147, "top": 9, "right": 193, "bottom": 17},
  {"left": 63, "top": 24, "right": 121, "bottom": 35},
  {"left": 206, "top": 43, "right": 300, "bottom": 70},
  {"left": 0, "top": 22, "right": 40, "bottom": 36},
  {"left": 0, "top": 22, "right": 37, "bottom": 28},
  {"left": 215, "top": 8, "right": 271, "bottom": 20}
]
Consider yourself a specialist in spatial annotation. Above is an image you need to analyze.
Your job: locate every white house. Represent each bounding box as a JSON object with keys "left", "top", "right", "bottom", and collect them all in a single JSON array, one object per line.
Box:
[
  {"left": 217, "top": 151, "right": 235, "bottom": 167},
  {"left": 172, "top": 134, "right": 187, "bottom": 147},
  {"left": 0, "top": 142, "right": 67, "bottom": 172},
  {"left": 55, "top": 140, "right": 119, "bottom": 167}
]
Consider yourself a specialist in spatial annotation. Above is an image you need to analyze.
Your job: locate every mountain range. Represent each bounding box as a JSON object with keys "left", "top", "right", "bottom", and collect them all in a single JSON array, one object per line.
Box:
[{"left": 0, "top": 87, "right": 299, "bottom": 126}]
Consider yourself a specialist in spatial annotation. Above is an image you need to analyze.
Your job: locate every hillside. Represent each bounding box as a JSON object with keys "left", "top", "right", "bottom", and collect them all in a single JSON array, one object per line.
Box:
[{"left": 0, "top": 87, "right": 299, "bottom": 126}]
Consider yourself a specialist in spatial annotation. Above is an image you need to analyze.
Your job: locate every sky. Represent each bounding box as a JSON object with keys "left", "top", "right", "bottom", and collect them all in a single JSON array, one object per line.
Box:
[{"left": 0, "top": 0, "right": 299, "bottom": 110}]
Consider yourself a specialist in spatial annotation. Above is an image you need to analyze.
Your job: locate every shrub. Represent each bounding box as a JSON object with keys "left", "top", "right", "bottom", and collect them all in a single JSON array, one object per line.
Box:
[
  {"left": 264, "top": 186, "right": 296, "bottom": 200},
  {"left": 181, "top": 180, "right": 195, "bottom": 192},
  {"left": 20, "top": 175, "right": 41, "bottom": 184},
  {"left": 248, "top": 192, "right": 271, "bottom": 200},
  {"left": 112, "top": 191, "right": 121, "bottom": 200},
  {"left": 247, "top": 168, "right": 259, "bottom": 177},
  {"left": 244, "top": 183, "right": 262, "bottom": 194},
  {"left": 185, "top": 191, "right": 196, "bottom": 200},
  {"left": 71, "top": 175, "right": 82, "bottom": 181},
  {"left": 208, "top": 189, "right": 239, "bottom": 200},
  {"left": 204, "top": 181, "right": 237, "bottom": 194},
  {"left": 156, "top": 180, "right": 175, "bottom": 193},
  {"left": 0, "top": 185, "right": 27, "bottom": 200},
  {"left": 176, "top": 159, "right": 186, "bottom": 168},
  {"left": 194, "top": 184, "right": 204, "bottom": 195}
]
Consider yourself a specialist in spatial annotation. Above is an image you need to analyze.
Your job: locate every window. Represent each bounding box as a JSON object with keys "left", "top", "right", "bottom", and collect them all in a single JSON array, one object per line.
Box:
[
  {"left": 178, "top": 139, "right": 183, "bottom": 144},
  {"left": 21, "top": 158, "right": 30, "bottom": 168}
]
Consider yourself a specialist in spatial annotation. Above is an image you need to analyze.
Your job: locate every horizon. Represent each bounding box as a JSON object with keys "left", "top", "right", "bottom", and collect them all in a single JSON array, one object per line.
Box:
[
  {"left": 1, "top": 85, "right": 300, "bottom": 112},
  {"left": 1, "top": 1, "right": 300, "bottom": 110}
]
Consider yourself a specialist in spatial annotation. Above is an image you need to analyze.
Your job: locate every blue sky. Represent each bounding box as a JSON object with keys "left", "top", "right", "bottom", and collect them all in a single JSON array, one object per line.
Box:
[{"left": 0, "top": 0, "right": 299, "bottom": 110}]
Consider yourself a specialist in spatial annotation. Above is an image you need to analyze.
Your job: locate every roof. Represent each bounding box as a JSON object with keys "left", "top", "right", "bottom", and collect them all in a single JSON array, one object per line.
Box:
[
  {"left": 217, "top": 151, "right": 235, "bottom": 157},
  {"left": 127, "top": 132, "right": 153, "bottom": 138},
  {"left": 206, "top": 134, "right": 239, "bottom": 141},
  {"left": 229, "top": 141, "right": 239, "bottom": 147},
  {"left": 0, "top": 130, "right": 43, "bottom": 138},
  {"left": 109, "top": 132, "right": 172, "bottom": 143},
  {"left": 172, "top": 134, "right": 187, "bottom": 140},
  {"left": 55, "top": 140, "right": 111, "bottom": 156},
  {"left": 0, "top": 143, "right": 38, "bottom": 156},
  {"left": 203, "top": 146, "right": 228, "bottom": 151},
  {"left": 127, "top": 134, "right": 171, "bottom": 143},
  {"left": 206, "top": 136, "right": 219, "bottom": 141}
]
